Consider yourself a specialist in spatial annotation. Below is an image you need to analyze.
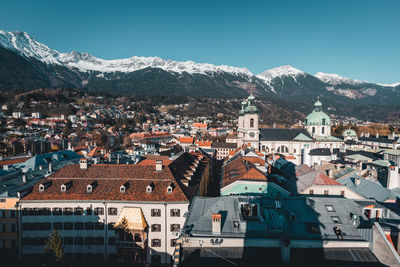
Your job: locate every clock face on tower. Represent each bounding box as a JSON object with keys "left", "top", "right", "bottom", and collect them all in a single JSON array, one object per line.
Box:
[{"left": 249, "top": 132, "right": 255, "bottom": 138}]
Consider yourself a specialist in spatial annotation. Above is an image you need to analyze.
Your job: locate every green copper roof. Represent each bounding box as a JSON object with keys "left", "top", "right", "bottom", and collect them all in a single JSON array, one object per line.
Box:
[
  {"left": 383, "top": 149, "right": 400, "bottom": 156},
  {"left": 345, "top": 154, "right": 373, "bottom": 161},
  {"left": 371, "top": 160, "right": 393, "bottom": 167},
  {"left": 293, "top": 133, "right": 313, "bottom": 141},
  {"left": 305, "top": 99, "right": 331, "bottom": 126},
  {"left": 343, "top": 129, "right": 357, "bottom": 137},
  {"left": 314, "top": 136, "right": 342, "bottom": 141}
]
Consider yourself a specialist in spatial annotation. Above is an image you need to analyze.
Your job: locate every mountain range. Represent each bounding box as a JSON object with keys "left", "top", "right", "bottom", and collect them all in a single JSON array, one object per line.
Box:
[{"left": 1, "top": 30, "right": 400, "bottom": 120}]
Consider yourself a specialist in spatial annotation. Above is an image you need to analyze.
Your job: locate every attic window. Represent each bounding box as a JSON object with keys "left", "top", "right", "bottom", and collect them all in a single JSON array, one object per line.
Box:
[
  {"left": 61, "top": 185, "right": 66, "bottom": 192},
  {"left": 325, "top": 205, "right": 335, "bottom": 212},
  {"left": 147, "top": 182, "right": 155, "bottom": 193},
  {"left": 120, "top": 182, "right": 129, "bottom": 193},
  {"left": 87, "top": 185, "right": 93, "bottom": 193},
  {"left": 39, "top": 184, "right": 45, "bottom": 192},
  {"left": 331, "top": 216, "right": 341, "bottom": 224},
  {"left": 167, "top": 183, "right": 175, "bottom": 194}
]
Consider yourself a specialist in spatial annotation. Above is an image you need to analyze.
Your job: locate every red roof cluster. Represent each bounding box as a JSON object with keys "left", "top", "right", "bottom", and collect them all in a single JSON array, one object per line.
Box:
[{"left": 223, "top": 156, "right": 267, "bottom": 187}]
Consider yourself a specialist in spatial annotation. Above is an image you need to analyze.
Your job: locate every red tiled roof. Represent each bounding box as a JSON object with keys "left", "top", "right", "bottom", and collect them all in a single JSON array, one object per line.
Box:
[
  {"left": 193, "top": 123, "right": 207, "bottom": 129},
  {"left": 87, "top": 146, "right": 104, "bottom": 157},
  {"left": 222, "top": 156, "right": 267, "bottom": 187},
  {"left": 137, "top": 159, "right": 173, "bottom": 167},
  {"left": 195, "top": 140, "right": 212, "bottom": 147},
  {"left": 22, "top": 152, "right": 211, "bottom": 203},
  {"left": 242, "top": 157, "right": 266, "bottom": 165},
  {"left": 296, "top": 165, "right": 341, "bottom": 186},
  {"left": 179, "top": 137, "right": 194, "bottom": 144},
  {"left": 0, "top": 157, "right": 31, "bottom": 166}
]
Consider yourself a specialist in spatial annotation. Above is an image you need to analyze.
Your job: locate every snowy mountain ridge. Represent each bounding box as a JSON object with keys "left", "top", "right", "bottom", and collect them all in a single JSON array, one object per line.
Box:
[{"left": 0, "top": 30, "right": 399, "bottom": 89}]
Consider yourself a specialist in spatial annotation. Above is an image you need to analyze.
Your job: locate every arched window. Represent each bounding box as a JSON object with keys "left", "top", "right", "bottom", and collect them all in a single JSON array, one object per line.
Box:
[
  {"left": 277, "top": 145, "right": 289, "bottom": 153},
  {"left": 312, "top": 127, "right": 315, "bottom": 134},
  {"left": 250, "top": 118, "right": 254, "bottom": 128},
  {"left": 322, "top": 127, "right": 325, "bottom": 134}
]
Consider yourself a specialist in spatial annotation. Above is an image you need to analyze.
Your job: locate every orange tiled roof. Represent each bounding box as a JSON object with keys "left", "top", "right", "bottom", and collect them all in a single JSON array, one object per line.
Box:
[
  {"left": 0, "top": 157, "right": 31, "bottom": 166},
  {"left": 195, "top": 140, "right": 212, "bottom": 147},
  {"left": 87, "top": 146, "right": 104, "bottom": 157},
  {"left": 193, "top": 123, "right": 207, "bottom": 129},
  {"left": 242, "top": 156, "right": 266, "bottom": 165},
  {"left": 222, "top": 156, "right": 267, "bottom": 187},
  {"left": 179, "top": 137, "right": 194, "bottom": 144}
]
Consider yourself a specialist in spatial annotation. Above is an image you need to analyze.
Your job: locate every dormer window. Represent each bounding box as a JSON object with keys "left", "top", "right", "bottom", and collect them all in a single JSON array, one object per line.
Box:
[
  {"left": 167, "top": 183, "right": 175, "bottom": 194},
  {"left": 120, "top": 182, "right": 129, "bottom": 193},
  {"left": 86, "top": 181, "right": 97, "bottom": 193},
  {"left": 147, "top": 182, "right": 155, "bottom": 193},
  {"left": 39, "top": 184, "right": 45, "bottom": 192},
  {"left": 61, "top": 181, "right": 72, "bottom": 192}
]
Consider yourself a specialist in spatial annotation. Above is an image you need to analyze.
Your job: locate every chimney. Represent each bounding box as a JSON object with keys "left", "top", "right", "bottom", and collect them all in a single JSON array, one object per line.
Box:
[
  {"left": 212, "top": 213, "right": 222, "bottom": 235},
  {"left": 155, "top": 160, "right": 163, "bottom": 172},
  {"left": 49, "top": 163, "right": 53, "bottom": 172},
  {"left": 80, "top": 158, "right": 88, "bottom": 170},
  {"left": 39, "top": 165, "right": 43, "bottom": 171},
  {"left": 22, "top": 174, "right": 27, "bottom": 183},
  {"left": 357, "top": 161, "right": 363, "bottom": 171},
  {"left": 376, "top": 133, "right": 379, "bottom": 139},
  {"left": 355, "top": 177, "right": 361, "bottom": 186}
]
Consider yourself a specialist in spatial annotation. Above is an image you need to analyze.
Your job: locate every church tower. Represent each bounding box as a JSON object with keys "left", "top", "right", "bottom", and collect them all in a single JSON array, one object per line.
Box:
[
  {"left": 305, "top": 98, "right": 331, "bottom": 138},
  {"left": 237, "top": 95, "right": 259, "bottom": 148}
]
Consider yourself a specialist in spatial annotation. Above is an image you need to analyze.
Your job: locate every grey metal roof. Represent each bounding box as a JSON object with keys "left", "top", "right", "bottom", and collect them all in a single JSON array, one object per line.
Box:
[
  {"left": 183, "top": 195, "right": 382, "bottom": 242},
  {"left": 337, "top": 174, "right": 400, "bottom": 202},
  {"left": 259, "top": 128, "right": 312, "bottom": 142}
]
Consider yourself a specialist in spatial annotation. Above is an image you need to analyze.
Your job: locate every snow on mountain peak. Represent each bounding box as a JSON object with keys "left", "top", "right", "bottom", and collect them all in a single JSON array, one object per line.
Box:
[
  {"left": 256, "top": 65, "right": 306, "bottom": 85},
  {"left": 314, "top": 72, "right": 364, "bottom": 85},
  {"left": 0, "top": 30, "right": 253, "bottom": 76}
]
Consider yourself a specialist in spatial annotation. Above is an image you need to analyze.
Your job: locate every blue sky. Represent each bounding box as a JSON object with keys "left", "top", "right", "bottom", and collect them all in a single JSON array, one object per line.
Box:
[{"left": 1, "top": 0, "right": 399, "bottom": 83}]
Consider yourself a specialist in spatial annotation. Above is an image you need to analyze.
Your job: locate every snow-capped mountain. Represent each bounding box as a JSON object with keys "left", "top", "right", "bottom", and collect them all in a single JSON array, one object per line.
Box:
[
  {"left": 314, "top": 72, "right": 364, "bottom": 85},
  {"left": 0, "top": 30, "right": 252, "bottom": 76},
  {"left": 0, "top": 30, "right": 400, "bottom": 107}
]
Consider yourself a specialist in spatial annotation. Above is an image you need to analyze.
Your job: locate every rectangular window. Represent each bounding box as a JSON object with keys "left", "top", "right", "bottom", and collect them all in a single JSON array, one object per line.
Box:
[
  {"left": 95, "top": 222, "right": 104, "bottom": 230},
  {"left": 64, "top": 222, "right": 73, "bottom": 230},
  {"left": 170, "top": 209, "right": 180, "bottom": 217},
  {"left": 340, "top": 190, "right": 345, "bottom": 197},
  {"left": 108, "top": 208, "right": 118, "bottom": 216},
  {"left": 52, "top": 208, "right": 62, "bottom": 216},
  {"left": 1, "top": 210, "right": 6, "bottom": 217},
  {"left": 63, "top": 207, "right": 73, "bottom": 215},
  {"left": 151, "top": 239, "right": 161, "bottom": 247},
  {"left": 64, "top": 237, "right": 73, "bottom": 245},
  {"left": 11, "top": 223, "right": 16, "bottom": 232},
  {"left": 74, "top": 207, "right": 83, "bottom": 215},
  {"left": 108, "top": 223, "right": 115, "bottom": 230},
  {"left": 108, "top": 237, "right": 115, "bottom": 245},
  {"left": 53, "top": 222, "right": 63, "bottom": 230},
  {"left": 74, "top": 222, "right": 84, "bottom": 230},
  {"left": 86, "top": 207, "right": 92, "bottom": 215},
  {"left": 324, "top": 190, "right": 329, "bottom": 195},
  {"left": 1, "top": 224, "right": 6, "bottom": 232},
  {"left": 151, "top": 209, "right": 161, "bottom": 217},
  {"left": 94, "top": 207, "right": 104, "bottom": 215},
  {"left": 331, "top": 216, "right": 341, "bottom": 224},
  {"left": 151, "top": 224, "right": 161, "bottom": 232},
  {"left": 309, "top": 190, "right": 314, "bottom": 195},
  {"left": 170, "top": 224, "right": 180, "bottom": 232},
  {"left": 325, "top": 205, "right": 335, "bottom": 212},
  {"left": 74, "top": 237, "right": 83, "bottom": 245},
  {"left": 171, "top": 239, "right": 177, "bottom": 247}
]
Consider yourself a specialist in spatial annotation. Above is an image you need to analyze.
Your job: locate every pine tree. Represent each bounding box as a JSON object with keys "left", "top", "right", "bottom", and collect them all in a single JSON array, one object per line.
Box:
[{"left": 45, "top": 230, "right": 64, "bottom": 264}]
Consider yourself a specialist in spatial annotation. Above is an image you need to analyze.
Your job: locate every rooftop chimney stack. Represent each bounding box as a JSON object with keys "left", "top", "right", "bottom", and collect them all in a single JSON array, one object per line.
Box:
[
  {"left": 22, "top": 174, "right": 27, "bottom": 183},
  {"left": 155, "top": 160, "right": 163, "bottom": 172},
  {"left": 49, "top": 164, "right": 53, "bottom": 173},
  {"left": 80, "top": 158, "right": 88, "bottom": 170},
  {"left": 355, "top": 177, "right": 361, "bottom": 186},
  {"left": 212, "top": 213, "right": 222, "bottom": 235}
]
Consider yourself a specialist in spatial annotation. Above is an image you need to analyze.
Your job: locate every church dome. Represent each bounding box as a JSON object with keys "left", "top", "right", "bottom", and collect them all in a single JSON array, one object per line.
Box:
[
  {"left": 342, "top": 129, "right": 357, "bottom": 138},
  {"left": 305, "top": 99, "right": 331, "bottom": 126}
]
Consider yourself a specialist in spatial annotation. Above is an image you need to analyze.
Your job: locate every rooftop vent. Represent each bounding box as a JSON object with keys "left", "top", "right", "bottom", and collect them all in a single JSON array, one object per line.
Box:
[
  {"left": 155, "top": 160, "right": 163, "bottom": 172},
  {"left": 80, "top": 158, "right": 88, "bottom": 170},
  {"left": 212, "top": 213, "right": 222, "bottom": 235}
]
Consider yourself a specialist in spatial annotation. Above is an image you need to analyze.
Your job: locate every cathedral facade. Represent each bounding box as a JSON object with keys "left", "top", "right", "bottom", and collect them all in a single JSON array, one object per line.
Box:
[{"left": 237, "top": 96, "right": 343, "bottom": 165}]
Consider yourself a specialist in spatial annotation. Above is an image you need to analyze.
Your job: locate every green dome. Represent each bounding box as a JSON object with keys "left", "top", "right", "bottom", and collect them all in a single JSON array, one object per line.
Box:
[
  {"left": 305, "top": 99, "right": 331, "bottom": 126},
  {"left": 247, "top": 94, "right": 255, "bottom": 101},
  {"left": 244, "top": 105, "right": 258, "bottom": 113},
  {"left": 342, "top": 129, "right": 357, "bottom": 137}
]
